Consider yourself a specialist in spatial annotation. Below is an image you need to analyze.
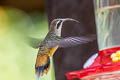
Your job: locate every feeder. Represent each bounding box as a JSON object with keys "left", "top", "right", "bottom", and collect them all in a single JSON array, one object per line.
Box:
[{"left": 66, "top": 0, "right": 120, "bottom": 80}]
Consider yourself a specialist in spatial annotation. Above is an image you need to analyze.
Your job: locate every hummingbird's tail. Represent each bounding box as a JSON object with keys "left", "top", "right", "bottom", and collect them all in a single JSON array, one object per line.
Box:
[
  {"left": 35, "top": 56, "right": 50, "bottom": 80},
  {"left": 36, "top": 71, "right": 41, "bottom": 80},
  {"left": 36, "top": 66, "right": 43, "bottom": 80}
]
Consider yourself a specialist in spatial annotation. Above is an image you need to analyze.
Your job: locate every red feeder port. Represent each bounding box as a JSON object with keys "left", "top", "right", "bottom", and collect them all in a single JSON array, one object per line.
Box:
[{"left": 66, "top": 47, "right": 120, "bottom": 80}]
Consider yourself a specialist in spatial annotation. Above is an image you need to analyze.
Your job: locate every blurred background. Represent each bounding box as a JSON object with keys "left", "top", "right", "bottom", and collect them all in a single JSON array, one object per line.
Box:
[{"left": 0, "top": 0, "right": 50, "bottom": 80}]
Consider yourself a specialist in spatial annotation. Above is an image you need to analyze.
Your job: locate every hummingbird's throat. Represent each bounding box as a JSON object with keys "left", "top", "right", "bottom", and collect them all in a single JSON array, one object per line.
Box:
[{"left": 55, "top": 28, "right": 62, "bottom": 36}]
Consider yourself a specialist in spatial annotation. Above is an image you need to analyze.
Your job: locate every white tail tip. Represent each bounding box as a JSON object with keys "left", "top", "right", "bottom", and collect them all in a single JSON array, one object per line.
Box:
[{"left": 36, "top": 72, "right": 41, "bottom": 80}]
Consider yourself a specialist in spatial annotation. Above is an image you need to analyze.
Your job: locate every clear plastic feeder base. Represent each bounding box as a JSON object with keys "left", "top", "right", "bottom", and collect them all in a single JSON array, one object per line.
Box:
[{"left": 81, "top": 71, "right": 120, "bottom": 80}]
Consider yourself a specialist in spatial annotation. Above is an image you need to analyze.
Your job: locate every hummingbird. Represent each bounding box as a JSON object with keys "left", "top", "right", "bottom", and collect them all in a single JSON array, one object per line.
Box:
[{"left": 28, "top": 18, "right": 96, "bottom": 80}]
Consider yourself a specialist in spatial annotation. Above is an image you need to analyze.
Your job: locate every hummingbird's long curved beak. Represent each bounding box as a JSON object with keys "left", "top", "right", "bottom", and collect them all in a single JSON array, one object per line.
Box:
[{"left": 61, "top": 18, "right": 80, "bottom": 23}]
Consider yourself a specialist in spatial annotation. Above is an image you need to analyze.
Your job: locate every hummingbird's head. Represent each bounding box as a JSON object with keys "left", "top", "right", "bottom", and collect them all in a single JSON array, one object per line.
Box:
[{"left": 50, "top": 18, "right": 79, "bottom": 36}]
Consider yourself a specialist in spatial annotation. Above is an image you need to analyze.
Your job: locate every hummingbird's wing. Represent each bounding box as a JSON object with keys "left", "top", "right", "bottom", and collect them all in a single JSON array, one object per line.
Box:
[
  {"left": 26, "top": 37, "right": 43, "bottom": 49},
  {"left": 58, "top": 34, "right": 96, "bottom": 47}
]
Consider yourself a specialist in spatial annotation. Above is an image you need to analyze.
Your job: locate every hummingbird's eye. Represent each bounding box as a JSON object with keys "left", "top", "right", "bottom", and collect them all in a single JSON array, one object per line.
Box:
[{"left": 56, "top": 20, "right": 62, "bottom": 29}]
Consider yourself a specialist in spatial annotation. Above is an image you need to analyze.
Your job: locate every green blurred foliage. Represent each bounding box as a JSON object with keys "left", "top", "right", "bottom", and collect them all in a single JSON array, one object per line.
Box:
[{"left": 0, "top": 7, "right": 55, "bottom": 80}]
